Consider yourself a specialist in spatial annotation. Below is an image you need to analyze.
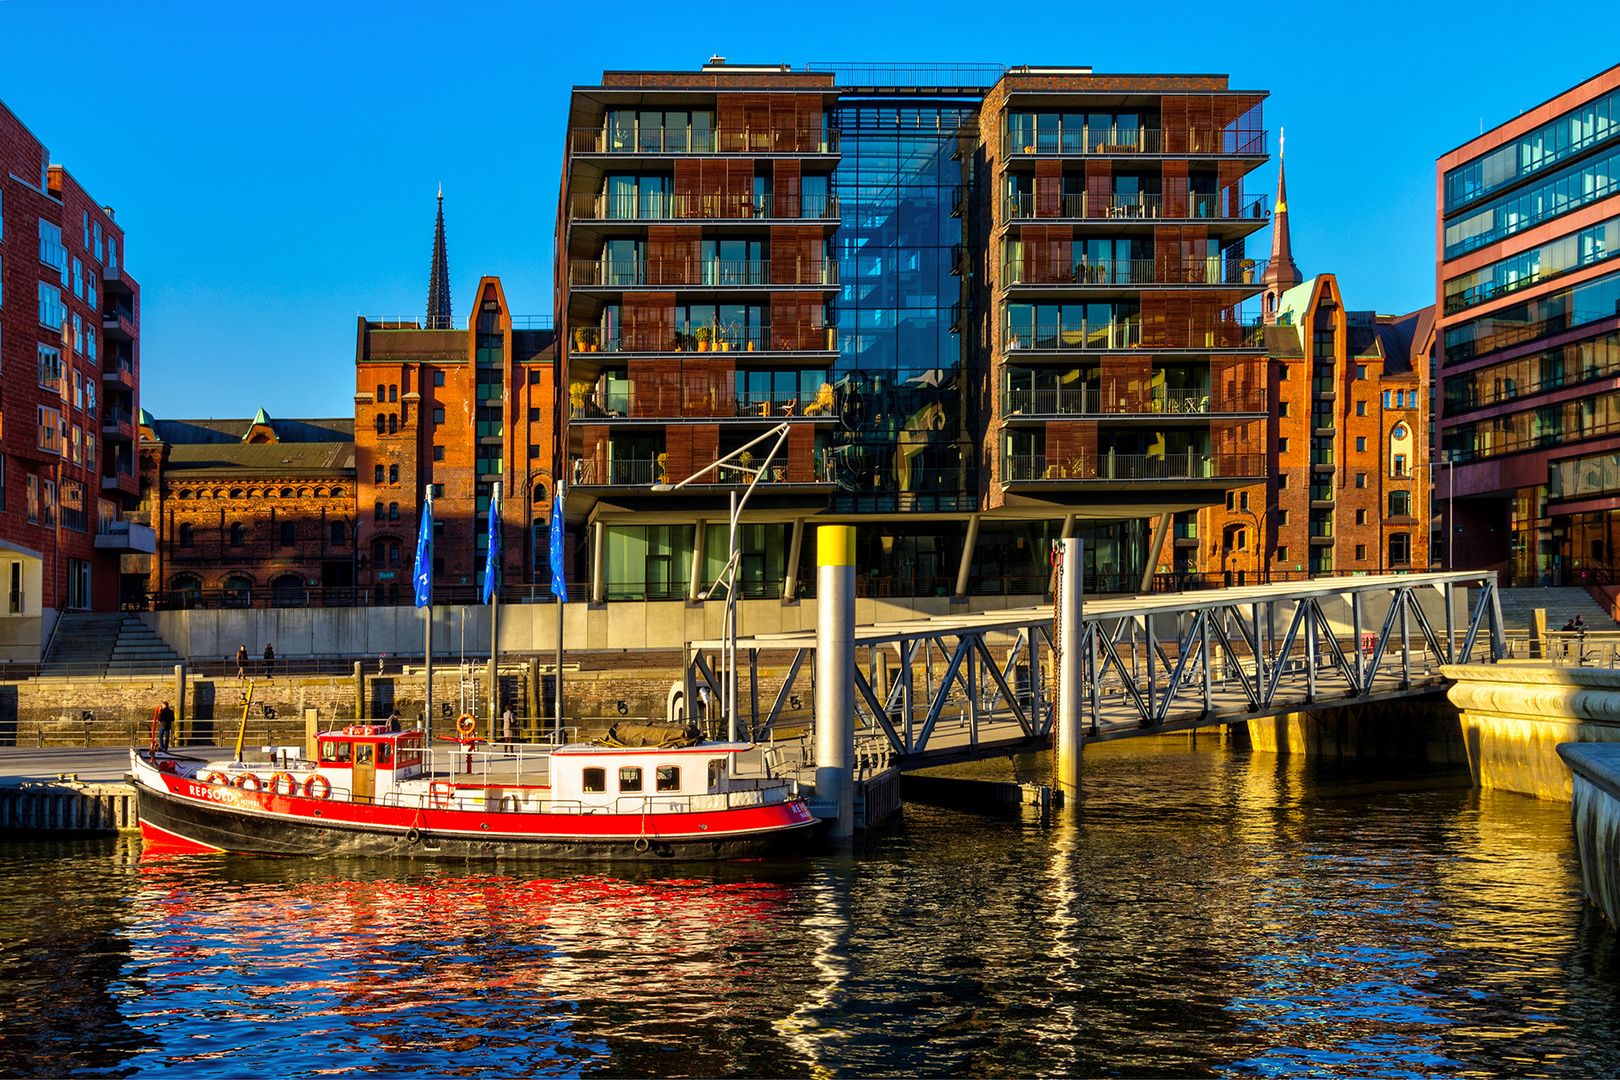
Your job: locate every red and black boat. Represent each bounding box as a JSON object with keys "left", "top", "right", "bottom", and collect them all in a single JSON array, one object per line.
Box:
[{"left": 130, "top": 724, "right": 816, "bottom": 861}]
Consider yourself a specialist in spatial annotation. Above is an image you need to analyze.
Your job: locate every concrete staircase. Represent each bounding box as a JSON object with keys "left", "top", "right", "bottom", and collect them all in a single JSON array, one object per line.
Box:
[
  {"left": 1496, "top": 587, "right": 1620, "bottom": 633},
  {"left": 42, "top": 612, "right": 185, "bottom": 675}
]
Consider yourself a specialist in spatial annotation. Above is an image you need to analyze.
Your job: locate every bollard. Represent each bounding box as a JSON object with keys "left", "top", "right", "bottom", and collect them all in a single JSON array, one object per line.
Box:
[
  {"left": 174, "top": 663, "right": 187, "bottom": 745},
  {"left": 815, "top": 525, "right": 856, "bottom": 839},
  {"left": 1053, "top": 537, "right": 1084, "bottom": 802},
  {"left": 354, "top": 661, "right": 365, "bottom": 720}
]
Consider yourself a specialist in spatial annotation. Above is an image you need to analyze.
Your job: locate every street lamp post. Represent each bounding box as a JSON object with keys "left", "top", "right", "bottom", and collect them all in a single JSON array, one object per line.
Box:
[{"left": 653, "top": 422, "right": 792, "bottom": 743}]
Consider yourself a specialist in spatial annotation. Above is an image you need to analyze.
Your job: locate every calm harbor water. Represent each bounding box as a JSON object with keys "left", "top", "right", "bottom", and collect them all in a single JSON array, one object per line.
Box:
[{"left": 5, "top": 738, "right": 1620, "bottom": 1078}]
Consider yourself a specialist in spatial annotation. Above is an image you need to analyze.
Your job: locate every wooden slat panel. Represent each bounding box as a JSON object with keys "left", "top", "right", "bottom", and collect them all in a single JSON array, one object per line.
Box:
[
  {"left": 1161, "top": 159, "right": 1188, "bottom": 219},
  {"left": 1035, "top": 160, "right": 1062, "bottom": 219},
  {"left": 787, "top": 422, "right": 814, "bottom": 482},
  {"left": 773, "top": 159, "right": 801, "bottom": 220},
  {"left": 664, "top": 424, "right": 693, "bottom": 483},
  {"left": 1154, "top": 227, "right": 1180, "bottom": 285},
  {"left": 1161, "top": 96, "right": 1187, "bottom": 155},
  {"left": 1085, "top": 161, "right": 1111, "bottom": 217}
]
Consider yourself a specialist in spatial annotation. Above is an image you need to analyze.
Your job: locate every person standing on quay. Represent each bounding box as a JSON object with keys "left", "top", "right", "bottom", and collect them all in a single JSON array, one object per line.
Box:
[
  {"left": 263, "top": 642, "right": 275, "bottom": 680},
  {"left": 156, "top": 699, "right": 175, "bottom": 752},
  {"left": 503, "top": 702, "right": 516, "bottom": 746},
  {"left": 236, "top": 644, "right": 248, "bottom": 679}
]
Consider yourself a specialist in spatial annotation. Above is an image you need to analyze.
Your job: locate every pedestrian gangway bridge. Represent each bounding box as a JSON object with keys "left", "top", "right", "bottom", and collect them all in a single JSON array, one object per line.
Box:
[{"left": 683, "top": 570, "right": 1506, "bottom": 773}]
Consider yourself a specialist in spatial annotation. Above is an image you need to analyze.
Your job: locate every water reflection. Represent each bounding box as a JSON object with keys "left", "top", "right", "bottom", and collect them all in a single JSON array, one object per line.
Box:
[{"left": 5, "top": 740, "right": 1620, "bottom": 1076}]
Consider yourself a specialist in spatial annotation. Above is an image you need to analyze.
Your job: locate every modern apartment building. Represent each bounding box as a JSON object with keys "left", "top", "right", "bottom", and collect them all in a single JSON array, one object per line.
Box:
[
  {"left": 1437, "top": 63, "right": 1620, "bottom": 586},
  {"left": 1172, "top": 157, "right": 1434, "bottom": 584},
  {"left": 556, "top": 61, "right": 1273, "bottom": 604},
  {"left": 0, "top": 99, "right": 150, "bottom": 658}
]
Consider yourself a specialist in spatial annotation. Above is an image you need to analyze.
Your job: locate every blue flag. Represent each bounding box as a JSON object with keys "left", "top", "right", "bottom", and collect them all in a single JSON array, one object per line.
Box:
[
  {"left": 413, "top": 495, "right": 433, "bottom": 608},
  {"left": 549, "top": 481, "right": 567, "bottom": 601},
  {"left": 482, "top": 484, "right": 501, "bottom": 604}
]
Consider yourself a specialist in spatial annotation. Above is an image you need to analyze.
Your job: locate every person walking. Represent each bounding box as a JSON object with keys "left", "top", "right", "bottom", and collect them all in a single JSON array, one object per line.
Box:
[
  {"left": 156, "top": 699, "right": 175, "bottom": 753},
  {"left": 503, "top": 702, "right": 516, "bottom": 746},
  {"left": 236, "top": 644, "right": 248, "bottom": 679},
  {"left": 263, "top": 642, "right": 275, "bottom": 679}
]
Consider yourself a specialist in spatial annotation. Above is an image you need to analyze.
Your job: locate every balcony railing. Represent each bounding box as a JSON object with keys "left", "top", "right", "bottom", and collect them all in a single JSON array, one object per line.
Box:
[
  {"left": 102, "top": 406, "right": 132, "bottom": 428},
  {"left": 1005, "top": 319, "right": 1264, "bottom": 352},
  {"left": 573, "top": 325, "right": 835, "bottom": 354},
  {"left": 571, "top": 381, "right": 838, "bottom": 420},
  {"left": 1309, "top": 519, "right": 1335, "bottom": 538},
  {"left": 572, "top": 127, "right": 838, "bottom": 156},
  {"left": 568, "top": 258, "right": 836, "bottom": 288},
  {"left": 570, "top": 192, "right": 839, "bottom": 222},
  {"left": 1002, "top": 192, "right": 1268, "bottom": 222},
  {"left": 1001, "top": 451, "right": 1264, "bottom": 482},
  {"left": 1002, "top": 257, "right": 1245, "bottom": 286},
  {"left": 574, "top": 456, "right": 835, "bottom": 487},
  {"left": 1001, "top": 386, "right": 1265, "bottom": 416},
  {"left": 1001, "top": 127, "right": 1267, "bottom": 158}
]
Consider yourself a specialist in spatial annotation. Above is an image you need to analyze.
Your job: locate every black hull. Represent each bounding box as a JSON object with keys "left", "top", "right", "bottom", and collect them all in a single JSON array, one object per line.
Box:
[{"left": 137, "top": 785, "right": 814, "bottom": 863}]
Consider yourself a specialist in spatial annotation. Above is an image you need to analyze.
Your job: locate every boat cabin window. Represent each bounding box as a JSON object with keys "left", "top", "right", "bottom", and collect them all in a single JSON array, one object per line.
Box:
[
  {"left": 397, "top": 746, "right": 423, "bottom": 770},
  {"left": 355, "top": 743, "right": 374, "bottom": 766},
  {"left": 377, "top": 743, "right": 393, "bottom": 765},
  {"left": 320, "top": 740, "right": 352, "bottom": 764},
  {"left": 708, "top": 758, "right": 725, "bottom": 791},
  {"left": 619, "top": 766, "right": 642, "bottom": 793},
  {"left": 656, "top": 765, "right": 680, "bottom": 792},
  {"left": 582, "top": 767, "right": 606, "bottom": 793}
]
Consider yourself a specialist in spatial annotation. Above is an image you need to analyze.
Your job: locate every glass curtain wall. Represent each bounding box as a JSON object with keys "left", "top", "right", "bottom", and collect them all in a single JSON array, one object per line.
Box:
[{"left": 830, "top": 102, "right": 974, "bottom": 511}]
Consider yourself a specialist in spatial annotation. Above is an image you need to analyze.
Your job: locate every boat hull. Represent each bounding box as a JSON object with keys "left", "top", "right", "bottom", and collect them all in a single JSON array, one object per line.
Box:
[{"left": 135, "top": 774, "right": 817, "bottom": 863}]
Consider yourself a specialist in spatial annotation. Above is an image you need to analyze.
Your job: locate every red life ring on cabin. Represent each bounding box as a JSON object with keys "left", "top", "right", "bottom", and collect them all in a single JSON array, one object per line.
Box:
[
  {"left": 233, "top": 773, "right": 262, "bottom": 792},
  {"left": 345, "top": 724, "right": 383, "bottom": 736},
  {"left": 429, "top": 780, "right": 455, "bottom": 808},
  {"left": 269, "top": 772, "right": 298, "bottom": 797},
  {"left": 198, "top": 771, "right": 227, "bottom": 785},
  {"left": 456, "top": 714, "right": 477, "bottom": 738},
  {"left": 304, "top": 774, "right": 332, "bottom": 800}
]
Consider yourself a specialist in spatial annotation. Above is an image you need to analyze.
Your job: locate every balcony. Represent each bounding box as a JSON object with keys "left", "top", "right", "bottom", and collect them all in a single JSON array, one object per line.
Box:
[
  {"left": 102, "top": 470, "right": 138, "bottom": 496},
  {"left": 569, "top": 192, "right": 839, "bottom": 223},
  {"left": 95, "top": 520, "right": 156, "bottom": 554},
  {"left": 1005, "top": 320, "right": 1264, "bottom": 353},
  {"left": 572, "top": 325, "right": 836, "bottom": 355},
  {"left": 571, "top": 379, "right": 838, "bottom": 421},
  {"left": 102, "top": 263, "right": 136, "bottom": 297},
  {"left": 1001, "top": 451, "right": 1264, "bottom": 484},
  {"left": 1001, "top": 386, "right": 1266, "bottom": 417},
  {"left": 568, "top": 258, "right": 836, "bottom": 289},
  {"left": 1002, "top": 192, "right": 1268, "bottom": 222},
  {"left": 102, "top": 305, "right": 136, "bottom": 341},
  {"left": 571, "top": 126, "right": 838, "bottom": 156},
  {"left": 102, "top": 406, "right": 136, "bottom": 443},
  {"left": 573, "top": 456, "right": 834, "bottom": 488},
  {"left": 1002, "top": 257, "right": 1250, "bottom": 288},
  {"left": 102, "top": 361, "right": 136, "bottom": 392},
  {"left": 1001, "top": 127, "right": 1267, "bottom": 158}
]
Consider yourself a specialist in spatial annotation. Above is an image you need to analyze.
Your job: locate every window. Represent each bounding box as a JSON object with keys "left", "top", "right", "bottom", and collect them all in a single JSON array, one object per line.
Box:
[
  {"left": 41, "top": 481, "right": 54, "bottom": 528},
  {"left": 1280, "top": 365, "right": 1290, "bottom": 381},
  {"left": 1356, "top": 365, "right": 1367, "bottom": 380},
  {"left": 331, "top": 521, "right": 346, "bottom": 546},
  {"left": 1277, "top": 402, "right": 1289, "bottom": 419},
  {"left": 66, "top": 558, "right": 89, "bottom": 610},
  {"left": 434, "top": 408, "right": 446, "bottom": 425},
  {"left": 1356, "top": 400, "right": 1366, "bottom": 416},
  {"left": 388, "top": 464, "right": 399, "bottom": 484},
  {"left": 178, "top": 522, "right": 192, "bottom": 547},
  {"left": 433, "top": 445, "right": 445, "bottom": 462},
  {"left": 94, "top": 221, "right": 102, "bottom": 262},
  {"left": 387, "top": 413, "right": 398, "bottom": 434},
  {"left": 582, "top": 767, "right": 606, "bottom": 793},
  {"left": 281, "top": 522, "right": 295, "bottom": 546},
  {"left": 1277, "top": 510, "right": 1289, "bottom": 526},
  {"left": 1355, "top": 473, "right": 1366, "bottom": 488},
  {"left": 432, "top": 483, "right": 444, "bottom": 497},
  {"left": 1355, "top": 544, "right": 1367, "bottom": 560},
  {"left": 1390, "top": 490, "right": 1411, "bottom": 516},
  {"left": 1276, "top": 545, "right": 1288, "bottom": 562},
  {"left": 1239, "top": 491, "right": 1249, "bottom": 511},
  {"left": 1235, "top": 529, "right": 1247, "bottom": 550},
  {"left": 374, "top": 500, "right": 385, "bottom": 520},
  {"left": 1225, "top": 491, "right": 1235, "bottom": 510},
  {"left": 376, "top": 383, "right": 385, "bottom": 400},
  {"left": 528, "top": 407, "right": 540, "bottom": 423},
  {"left": 37, "top": 281, "right": 65, "bottom": 330},
  {"left": 36, "top": 407, "right": 59, "bottom": 456},
  {"left": 230, "top": 522, "right": 244, "bottom": 546},
  {"left": 389, "top": 502, "right": 399, "bottom": 521},
  {"left": 1355, "top": 436, "right": 1367, "bottom": 452},
  {"left": 529, "top": 445, "right": 540, "bottom": 460},
  {"left": 1356, "top": 509, "right": 1367, "bottom": 525},
  {"left": 1383, "top": 391, "right": 1391, "bottom": 409},
  {"left": 70, "top": 426, "right": 81, "bottom": 465},
  {"left": 72, "top": 369, "right": 82, "bottom": 411},
  {"left": 1278, "top": 474, "right": 1288, "bottom": 490},
  {"left": 72, "top": 257, "right": 83, "bottom": 299},
  {"left": 1390, "top": 533, "right": 1411, "bottom": 564},
  {"left": 432, "top": 556, "right": 445, "bottom": 575},
  {"left": 37, "top": 345, "right": 62, "bottom": 392},
  {"left": 619, "top": 766, "right": 643, "bottom": 793},
  {"left": 1278, "top": 437, "right": 1289, "bottom": 454},
  {"left": 434, "top": 371, "right": 445, "bottom": 387},
  {"left": 389, "top": 385, "right": 398, "bottom": 403},
  {"left": 374, "top": 465, "right": 385, "bottom": 484},
  {"left": 82, "top": 211, "right": 90, "bottom": 250},
  {"left": 389, "top": 542, "right": 400, "bottom": 566},
  {"left": 707, "top": 759, "right": 725, "bottom": 791},
  {"left": 656, "top": 765, "right": 680, "bottom": 792},
  {"left": 1393, "top": 453, "right": 1408, "bottom": 477},
  {"left": 375, "top": 414, "right": 386, "bottom": 435}
]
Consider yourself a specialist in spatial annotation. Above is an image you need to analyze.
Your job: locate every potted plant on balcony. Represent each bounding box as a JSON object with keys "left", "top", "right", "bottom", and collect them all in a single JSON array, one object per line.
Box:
[
  {"left": 582, "top": 328, "right": 599, "bottom": 352},
  {"left": 1240, "top": 258, "right": 1257, "bottom": 284},
  {"left": 656, "top": 453, "right": 669, "bottom": 484},
  {"left": 569, "top": 380, "right": 590, "bottom": 415},
  {"left": 573, "top": 327, "right": 589, "bottom": 352},
  {"left": 696, "top": 327, "right": 711, "bottom": 352}
]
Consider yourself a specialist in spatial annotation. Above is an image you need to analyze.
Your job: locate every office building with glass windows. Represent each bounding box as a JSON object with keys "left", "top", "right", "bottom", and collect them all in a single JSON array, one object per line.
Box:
[
  {"left": 556, "top": 61, "right": 1271, "bottom": 607},
  {"left": 1437, "top": 63, "right": 1620, "bottom": 586}
]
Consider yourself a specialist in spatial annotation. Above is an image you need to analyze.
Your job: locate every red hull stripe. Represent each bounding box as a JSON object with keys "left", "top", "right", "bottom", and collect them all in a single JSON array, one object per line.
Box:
[{"left": 139, "top": 817, "right": 226, "bottom": 854}]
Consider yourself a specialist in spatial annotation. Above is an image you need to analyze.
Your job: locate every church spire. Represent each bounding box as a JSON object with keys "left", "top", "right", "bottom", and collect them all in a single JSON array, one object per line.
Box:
[
  {"left": 1261, "top": 129, "right": 1302, "bottom": 325},
  {"left": 425, "top": 186, "right": 452, "bottom": 329}
]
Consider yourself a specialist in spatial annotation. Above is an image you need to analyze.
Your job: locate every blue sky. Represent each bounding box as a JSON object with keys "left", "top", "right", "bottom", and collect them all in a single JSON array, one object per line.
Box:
[{"left": 3, "top": 0, "right": 1617, "bottom": 420}]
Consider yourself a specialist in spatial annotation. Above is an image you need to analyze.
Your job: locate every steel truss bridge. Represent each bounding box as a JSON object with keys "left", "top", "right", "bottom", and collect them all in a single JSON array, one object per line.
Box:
[{"left": 683, "top": 571, "right": 1506, "bottom": 771}]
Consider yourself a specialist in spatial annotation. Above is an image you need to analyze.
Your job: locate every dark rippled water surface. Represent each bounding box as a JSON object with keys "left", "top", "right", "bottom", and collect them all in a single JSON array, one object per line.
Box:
[{"left": 5, "top": 739, "right": 1620, "bottom": 1077}]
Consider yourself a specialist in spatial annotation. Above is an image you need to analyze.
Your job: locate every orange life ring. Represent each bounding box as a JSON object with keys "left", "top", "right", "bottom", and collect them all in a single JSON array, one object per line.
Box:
[
  {"left": 456, "top": 714, "right": 477, "bottom": 738},
  {"left": 304, "top": 774, "right": 332, "bottom": 800},
  {"left": 198, "top": 770, "right": 227, "bottom": 785},
  {"left": 269, "top": 772, "right": 298, "bottom": 796},
  {"left": 233, "top": 773, "right": 262, "bottom": 792},
  {"left": 429, "top": 780, "right": 456, "bottom": 808}
]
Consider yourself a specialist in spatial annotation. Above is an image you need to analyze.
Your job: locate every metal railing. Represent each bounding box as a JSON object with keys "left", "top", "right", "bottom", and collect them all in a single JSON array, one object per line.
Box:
[
  {"left": 573, "top": 126, "right": 837, "bottom": 155},
  {"left": 574, "top": 457, "right": 834, "bottom": 487},
  {"left": 102, "top": 406, "right": 132, "bottom": 427},
  {"left": 1002, "top": 451, "right": 1263, "bottom": 482},
  {"left": 570, "top": 325, "right": 835, "bottom": 354},
  {"left": 363, "top": 314, "right": 553, "bottom": 331},
  {"left": 570, "top": 192, "right": 839, "bottom": 222},
  {"left": 568, "top": 258, "right": 835, "bottom": 288},
  {"left": 1005, "top": 319, "right": 1263, "bottom": 351},
  {"left": 1001, "top": 127, "right": 1267, "bottom": 158},
  {"left": 1001, "top": 387, "right": 1266, "bottom": 416},
  {"left": 1003, "top": 256, "right": 1244, "bottom": 286},
  {"left": 1002, "top": 192, "right": 1268, "bottom": 221}
]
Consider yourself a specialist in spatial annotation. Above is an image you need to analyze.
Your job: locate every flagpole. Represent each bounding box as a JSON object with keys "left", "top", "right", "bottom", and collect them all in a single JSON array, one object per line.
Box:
[
  {"left": 423, "top": 485, "right": 433, "bottom": 737},
  {"left": 551, "top": 480, "right": 567, "bottom": 742},
  {"left": 487, "top": 481, "right": 501, "bottom": 743}
]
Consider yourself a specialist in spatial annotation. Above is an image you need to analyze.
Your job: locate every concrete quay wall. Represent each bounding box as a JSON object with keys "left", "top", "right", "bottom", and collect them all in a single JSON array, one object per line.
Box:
[
  {"left": 1243, "top": 692, "right": 1469, "bottom": 767},
  {"left": 1557, "top": 744, "right": 1620, "bottom": 927}
]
